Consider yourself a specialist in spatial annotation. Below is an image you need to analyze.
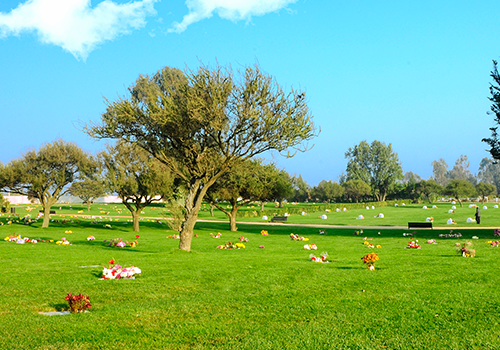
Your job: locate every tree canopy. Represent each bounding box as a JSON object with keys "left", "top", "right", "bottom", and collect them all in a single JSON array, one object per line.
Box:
[
  {"left": 345, "top": 140, "right": 403, "bottom": 201},
  {"left": 100, "top": 141, "right": 174, "bottom": 232},
  {"left": 87, "top": 63, "right": 317, "bottom": 251},
  {"left": 444, "top": 179, "right": 476, "bottom": 207},
  {"left": 483, "top": 60, "right": 500, "bottom": 160},
  {"left": 0, "top": 140, "right": 94, "bottom": 228}
]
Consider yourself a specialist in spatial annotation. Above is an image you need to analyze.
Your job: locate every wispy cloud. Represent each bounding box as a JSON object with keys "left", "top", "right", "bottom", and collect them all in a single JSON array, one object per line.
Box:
[
  {"left": 170, "top": 0, "right": 297, "bottom": 33},
  {"left": 0, "top": 0, "right": 157, "bottom": 60}
]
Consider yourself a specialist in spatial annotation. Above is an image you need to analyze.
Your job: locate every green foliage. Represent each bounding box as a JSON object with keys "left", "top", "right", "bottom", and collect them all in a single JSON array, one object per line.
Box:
[
  {"left": 311, "top": 180, "right": 344, "bottom": 203},
  {"left": 343, "top": 179, "right": 371, "bottom": 203},
  {"left": 0, "top": 140, "right": 94, "bottom": 228},
  {"left": 483, "top": 59, "right": 500, "bottom": 160},
  {"left": 69, "top": 178, "right": 106, "bottom": 211},
  {"left": 88, "top": 63, "right": 317, "bottom": 251},
  {"left": 444, "top": 179, "right": 476, "bottom": 207},
  {"left": 416, "top": 179, "right": 444, "bottom": 203},
  {"left": 345, "top": 140, "right": 403, "bottom": 201},
  {"left": 100, "top": 141, "right": 175, "bottom": 231},
  {"left": 476, "top": 182, "right": 497, "bottom": 202}
]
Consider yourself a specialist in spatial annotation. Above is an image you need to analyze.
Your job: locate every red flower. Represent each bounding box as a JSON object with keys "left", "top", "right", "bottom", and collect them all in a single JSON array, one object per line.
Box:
[
  {"left": 135, "top": 235, "right": 140, "bottom": 238},
  {"left": 108, "top": 259, "right": 115, "bottom": 264}
]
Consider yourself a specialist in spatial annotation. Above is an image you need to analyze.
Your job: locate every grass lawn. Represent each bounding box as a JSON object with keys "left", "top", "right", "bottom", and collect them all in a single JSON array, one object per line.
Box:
[{"left": 1, "top": 203, "right": 500, "bottom": 349}]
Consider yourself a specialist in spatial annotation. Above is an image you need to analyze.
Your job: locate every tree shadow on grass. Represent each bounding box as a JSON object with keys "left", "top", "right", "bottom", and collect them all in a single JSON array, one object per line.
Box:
[{"left": 50, "top": 303, "right": 69, "bottom": 311}]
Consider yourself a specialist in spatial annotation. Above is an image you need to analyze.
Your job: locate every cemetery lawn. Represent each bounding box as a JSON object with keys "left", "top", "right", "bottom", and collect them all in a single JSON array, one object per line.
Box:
[{"left": 1, "top": 204, "right": 500, "bottom": 349}]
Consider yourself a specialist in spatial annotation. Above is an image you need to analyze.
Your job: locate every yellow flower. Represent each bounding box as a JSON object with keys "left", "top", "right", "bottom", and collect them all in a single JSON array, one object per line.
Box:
[
  {"left": 376, "top": 245, "right": 382, "bottom": 248},
  {"left": 363, "top": 241, "right": 369, "bottom": 245},
  {"left": 235, "top": 243, "right": 246, "bottom": 249}
]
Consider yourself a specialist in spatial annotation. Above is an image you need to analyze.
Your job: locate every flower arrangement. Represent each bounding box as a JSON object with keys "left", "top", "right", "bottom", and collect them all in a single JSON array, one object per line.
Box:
[
  {"left": 64, "top": 230, "right": 73, "bottom": 234},
  {"left": 488, "top": 240, "right": 499, "bottom": 247},
  {"left": 426, "top": 239, "right": 437, "bottom": 244},
  {"left": 362, "top": 252, "right": 379, "bottom": 270},
  {"left": 261, "top": 230, "right": 269, "bottom": 236},
  {"left": 216, "top": 241, "right": 245, "bottom": 249},
  {"left": 495, "top": 229, "right": 500, "bottom": 237},
  {"left": 303, "top": 243, "right": 317, "bottom": 250},
  {"left": 406, "top": 238, "right": 421, "bottom": 249},
  {"left": 456, "top": 241, "right": 475, "bottom": 257},
  {"left": 104, "top": 224, "right": 112, "bottom": 229},
  {"left": 353, "top": 229, "right": 363, "bottom": 236},
  {"left": 319, "top": 230, "right": 326, "bottom": 235},
  {"left": 426, "top": 217, "right": 434, "bottom": 222},
  {"left": 239, "top": 236, "right": 249, "bottom": 242},
  {"left": 65, "top": 293, "right": 91, "bottom": 313},
  {"left": 290, "top": 233, "right": 309, "bottom": 241},
  {"left": 101, "top": 259, "right": 141, "bottom": 279},
  {"left": 259, "top": 245, "right": 265, "bottom": 249},
  {"left": 87, "top": 235, "right": 95, "bottom": 241},
  {"left": 56, "top": 237, "right": 71, "bottom": 246},
  {"left": 106, "top": 237, "right": 139, "bottom": 248},
  {"left": 439, "top": 230, "right": 462, "bottom": 238},
  {"left": 210, "top": 232, "right": 222, "bottom": 239},
  {"left": 167, "top": 235, "right": 180, "bottom": 239},
  {"left": 310, "top": 252, "right": 329, "bottom": 263}
]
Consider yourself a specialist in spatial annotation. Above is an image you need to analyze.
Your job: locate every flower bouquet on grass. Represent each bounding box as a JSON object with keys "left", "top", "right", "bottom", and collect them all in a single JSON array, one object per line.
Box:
[
  {"left": 303, "top": 243, "right": 317, "bottom": 250},
  {"left": 439, "top": 230, "right": 462, "bottom": 238},
  {"left": 167, "top": 234, "right": 180, "bottom": 239},
  {"left": 65, "top": 293, "right": 91, "bottom": 313},
  {"left": 290, "top": 233, "right": 309, "bottom": 241},
  {"left": 101, "top": 259, "right": 141, "bottom": 280},
  {"left": 105, "top": 235, "right": 139, "bottom": 248},
  {"left": 87, "top": 235, "right": 95, "bottom": 241},
  {"left": 489, "top": 240, "right": 500, "bottom": 247},
  {"left": 56, "top": 237, "right": 71, "bottom": 246},
  {"left": 261, "top": 230, "right": 269, "bottom": 236},
  {"left": 310, "top": 252, "right": 329, "bottom": 263},
  {"left": 406, "top": 238, "right": 421, "bottom": 249},
  {"left": 456, "top": 241, "right": 475, "bottom": 257},
  {"left": 210, "top": 232, "right": 222, "bottom": 239},
  {"left": 495, "top": 228, "right": 500, "bottom": 237},
  {"left": 216, "top": 241, "right": 245, "bottom": 249},
  {"left": 362, "top": 252, "right": 379, "bottom": 270},
  {"left": 239, "top": 236, "right": 249, "bottom": 242}
]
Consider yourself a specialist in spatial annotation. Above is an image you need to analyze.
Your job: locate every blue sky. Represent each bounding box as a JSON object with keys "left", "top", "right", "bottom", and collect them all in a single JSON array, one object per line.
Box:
[{"left": 1, "top": 0, "right": 499, "bottom": 186}]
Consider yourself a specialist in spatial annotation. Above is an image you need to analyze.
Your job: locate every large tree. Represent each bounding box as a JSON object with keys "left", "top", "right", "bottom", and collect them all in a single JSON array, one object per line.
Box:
[
  {"left": 290, "top": 174, "right": 311, "bottom": 202},
  {"left": 100, "top": 141, "right": 174, "bottom": 232},
  {"left": 88, "top": 64, "right": 317, "bottom": 251},
  {"left": 448, "top": 155, "right": 476, "bottom": 184},
  {"left": 345, "top": 140, "right": 403, "bottom": 201},
  {"left": 0, "top": 140, "right": 94, "bottom": 228},
  {"left": 444, "top": 179, "right": 476, "bottom": 207},
  {"left": 483, "top": 60, "right": 500, "bottom": 160}
]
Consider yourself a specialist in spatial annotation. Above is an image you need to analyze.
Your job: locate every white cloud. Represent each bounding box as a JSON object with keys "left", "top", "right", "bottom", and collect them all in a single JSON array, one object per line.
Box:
[
  {"left": 170, "top": 0, "right": 297, "bottom": 33},
  {"left": 0, "top": 0, "right": 157, "bottom": 60}
]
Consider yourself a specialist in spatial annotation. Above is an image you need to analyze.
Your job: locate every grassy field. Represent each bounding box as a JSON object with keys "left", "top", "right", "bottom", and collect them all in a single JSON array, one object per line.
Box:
[{"left": 1, "top": 202, "right": 500, "bottom": 349}]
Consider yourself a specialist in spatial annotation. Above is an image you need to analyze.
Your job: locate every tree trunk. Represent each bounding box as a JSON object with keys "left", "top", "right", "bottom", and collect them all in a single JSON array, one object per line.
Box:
[
  {"left": 458, "top": 198, "right": 463, "bottom": 207},
  {"left": 179, "top": 210, "right": 197, "bottom": 251},
  {"left": 86, "top": 201, "right": 91, "bottom": 212},
  {"left": 179, "top": 179, "right": 209, "bottom": 252},
  {"left": 42, "top": 205, "right": 51, "bottom": 228},
  {"left": 132, "top": 211, "right": 140, "bottom": 232},
  {"left": 229, "top": 206, "right": 239, "bottom": 231},
  {"left": 210, "top": 204, "right": 214, "bottom": 217},
  {"left": 260, "top": 202, "right": 266, "bottom": 211}
]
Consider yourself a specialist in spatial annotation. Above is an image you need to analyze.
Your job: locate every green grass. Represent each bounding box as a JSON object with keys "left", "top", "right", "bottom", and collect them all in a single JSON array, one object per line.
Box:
[{"left": 2, "top": 203, "right": 500, "bottom": 349}]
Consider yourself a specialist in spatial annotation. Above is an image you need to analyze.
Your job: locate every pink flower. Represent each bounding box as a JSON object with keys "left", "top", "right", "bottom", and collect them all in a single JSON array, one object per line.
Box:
[{"left": 259, "top": 245, "right": 265, "bottom": 249}]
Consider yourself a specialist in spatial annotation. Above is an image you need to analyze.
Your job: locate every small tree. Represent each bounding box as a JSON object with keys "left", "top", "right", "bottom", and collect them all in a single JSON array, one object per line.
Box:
[
  {"left": 311, "top": 180, "right": 344, "bottom": 203},
  {"left": 206, "top": 159, "right": 267, "bottom": 231},
  {"left": 343, "top": 179, "right": 371, "bottom": 203},
  {"left": 88, "top": 63, "right": 317, "bottom": 251},
  {"left": 0, "top": 140, "right": 94, "bottom": 228},
  {"left": 476, "top": 182, "right": 497, "bottom": 203},
  {"left": 100, "top": 141, "right": 175, "bottom": 232},
  {"left": 70, "top": 178, "right": 106, "bottom": 211},
  {"left": 415, "top": 179, "right": 443, "bottom": 203},
  {"left": 444, "top": 179, "right": 476, "bottom": 207}
]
